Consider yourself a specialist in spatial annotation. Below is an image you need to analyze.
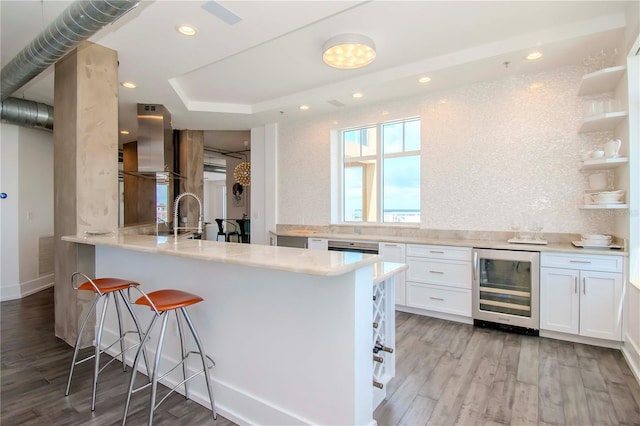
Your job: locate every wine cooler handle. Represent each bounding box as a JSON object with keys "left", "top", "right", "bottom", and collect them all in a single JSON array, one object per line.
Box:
[{"left": 473, "top": 251, "right": 479, "bottom": 281}]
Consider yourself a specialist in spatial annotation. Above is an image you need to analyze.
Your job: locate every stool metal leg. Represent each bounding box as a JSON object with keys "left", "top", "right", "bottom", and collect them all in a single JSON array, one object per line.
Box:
[
  {"left": 181, "top": 307, "right": 217, "bottom": 420},
  {"left": 65, "top": 294, "right": 101, "bottom": 396},
  {"left": 175, "top": 310, "right": 189, "bottom": 400},
  {"left": 113, "top": 293, "right": 127, "bottom": 372},
  {"left": 91, "top": 292, "right": 111, "bottom": 411},
  {"left": 123, "top": 314, "right": 158, "bottom": 426},
  {"left": 149, "top": 312, "right": 170, "bottom": 426},
  {"left": 118, "top": 290, "right": 152, "bottom": 381}
]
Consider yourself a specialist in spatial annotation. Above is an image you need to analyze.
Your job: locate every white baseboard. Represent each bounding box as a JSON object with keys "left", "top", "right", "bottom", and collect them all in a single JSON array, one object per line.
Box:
[
  {"left": 21, "top": 274, "right": 54, "bottom": 297},
  {"left": 101, "top": 328, "right": 317, "bottom": 425},
  {"left": 622, "top": 333, "right": 640, "bottom": 385},
  {"left": 0, "top": 274, "right": 53, "bottom": 301},
  {"left": 0, "top": 283, "right": 21, "bottom": 301}
]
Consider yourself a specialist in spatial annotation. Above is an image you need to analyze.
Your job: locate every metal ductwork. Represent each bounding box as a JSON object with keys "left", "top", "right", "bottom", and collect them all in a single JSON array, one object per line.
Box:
[
  {"left": 0, "top": 0, "right": 141, "bottom": 130},
  {"left": 1, "top": 98, "right": 54, "bottom": 131}
]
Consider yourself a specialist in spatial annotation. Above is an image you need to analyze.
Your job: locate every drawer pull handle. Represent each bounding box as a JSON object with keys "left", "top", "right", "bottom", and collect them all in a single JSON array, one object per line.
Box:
[
  {"left": 429, "top": 297, "right": 445, "bottom": 301},
  {"left": 384, "top": 244, "right": 398, "bottom": 247},
  {"left": 429, "top": 270, "right": 444, "bottom": 274},
  {"left": 430, "top": 250, "right": 445, "bottom": 254},
  {"left": 569, "top": 260, "right": 591, "bottom": 264}
]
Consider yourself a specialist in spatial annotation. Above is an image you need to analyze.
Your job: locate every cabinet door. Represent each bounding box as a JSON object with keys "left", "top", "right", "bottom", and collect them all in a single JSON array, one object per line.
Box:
[
  {"left": 540, "top": 267, "right": 579, "bottom": 335},
  {"left": 579, "top": 271, "right": 623, "bottom": 340},
  {"left": 379, "top": 243, "right": 406, "bottom": 306},
  {"left": 307, "top": 238, "right": 328, "bottom": 250}
]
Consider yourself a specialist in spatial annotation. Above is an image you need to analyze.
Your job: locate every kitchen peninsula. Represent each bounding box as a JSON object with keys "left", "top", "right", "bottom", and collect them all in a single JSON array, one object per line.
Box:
[{"left": 62, "top": 232, "right": 405, "bottom": 425}]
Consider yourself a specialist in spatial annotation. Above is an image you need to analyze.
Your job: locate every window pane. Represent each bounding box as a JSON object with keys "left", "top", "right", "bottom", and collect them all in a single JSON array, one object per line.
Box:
[
  {"left": 383, "top": 155, "right": 420, "bottom": 223},
  {"left": 382, "top": 122, "right": 403, "bottom": 154},
  {"left": 343, "top": 129, "right": 360, "bottom": 158},
  {"left": 404, "top": 119, "right": 420, "bottom": 151},
  {"left": 361, "top": 127, "right": 377, "bottom": 157},
  {"left": 344, "top": 166, "right": 363, "bottom": 222}
]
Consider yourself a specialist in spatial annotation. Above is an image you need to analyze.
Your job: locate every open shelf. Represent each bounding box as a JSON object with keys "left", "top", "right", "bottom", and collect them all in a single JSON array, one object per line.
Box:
[
  {"left": 578, "top": 66, "right": 626, "bottom": 95},
  {"left": 580, "top": 157, "right": 628, "bottom": 170},
  {"left": 579, "top": 111, "right": 628, "bottom": 133},
  {"left": 580, "top": 204, "right": 628, "bottom": 210}
]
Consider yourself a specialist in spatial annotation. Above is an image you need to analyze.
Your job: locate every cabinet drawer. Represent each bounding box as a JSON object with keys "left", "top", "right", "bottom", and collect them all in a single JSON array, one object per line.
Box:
[
  {"left": 541, "top": 252, "right": 623, "bottom": 273},
  {"left": 406, "top": 258, "right": 471, "bottom": 289},
  {"left": 406, "top": 283, "right": 471, "bottom": 317},
  {"left": 406, "top": 244, "right": 471, "bottom": 261}
]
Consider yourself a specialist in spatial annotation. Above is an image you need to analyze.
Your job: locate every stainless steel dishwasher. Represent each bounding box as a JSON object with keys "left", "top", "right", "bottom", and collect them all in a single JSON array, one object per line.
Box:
[{"left": 472, "top": 248, "right": 540, "bottom": 335}]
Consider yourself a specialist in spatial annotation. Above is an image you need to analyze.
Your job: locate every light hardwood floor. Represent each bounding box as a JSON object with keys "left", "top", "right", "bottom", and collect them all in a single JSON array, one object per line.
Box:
[
  {"left": 2, "top": 289, "right": 639, "bottom": 425},
  {"left": 374, "top": 311, "right": 640, "bottom": 426}
]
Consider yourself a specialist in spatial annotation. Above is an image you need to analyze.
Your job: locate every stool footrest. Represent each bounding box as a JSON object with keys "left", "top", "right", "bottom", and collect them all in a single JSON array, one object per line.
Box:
[{"left": 130, "top": 351, "right": 215, "bottom": 411}]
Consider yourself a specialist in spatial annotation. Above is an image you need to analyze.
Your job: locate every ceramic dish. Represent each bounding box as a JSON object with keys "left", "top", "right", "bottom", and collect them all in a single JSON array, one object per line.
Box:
[{"left": 572, "top": 241, "right": 621, "bottom": 249}]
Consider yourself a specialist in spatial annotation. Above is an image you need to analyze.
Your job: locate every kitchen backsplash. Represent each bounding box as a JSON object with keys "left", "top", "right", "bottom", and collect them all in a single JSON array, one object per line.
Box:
[{"left": 277, "top": 64, "right": 623, "bottom": 236}]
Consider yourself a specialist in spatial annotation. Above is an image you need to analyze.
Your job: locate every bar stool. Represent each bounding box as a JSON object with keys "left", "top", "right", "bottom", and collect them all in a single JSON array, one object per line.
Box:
[
  {"left": 65, "top": 272, "right": 150, "bottom": 411},
  {"left": 122, "top": 288, "right": 216, "bottom": 425}
]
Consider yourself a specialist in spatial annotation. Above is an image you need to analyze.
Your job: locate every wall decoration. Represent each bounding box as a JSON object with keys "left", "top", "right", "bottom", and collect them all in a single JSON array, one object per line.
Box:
[{"left": 232, "top": 182, "right": 244, "bottom": 207}]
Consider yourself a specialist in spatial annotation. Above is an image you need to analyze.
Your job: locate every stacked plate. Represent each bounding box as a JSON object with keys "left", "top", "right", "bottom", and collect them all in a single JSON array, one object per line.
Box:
[
  {"left": 580, "top": 234, "right": 612, "bottom": 247},
  {"left": 590, "top": 190, "right": 625, "bottom": 204}
]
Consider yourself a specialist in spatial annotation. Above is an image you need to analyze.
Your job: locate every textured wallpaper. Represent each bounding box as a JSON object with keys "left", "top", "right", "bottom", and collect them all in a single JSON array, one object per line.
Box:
[{"left": 277, "top": 65, "right": 626, "bottom": 235}]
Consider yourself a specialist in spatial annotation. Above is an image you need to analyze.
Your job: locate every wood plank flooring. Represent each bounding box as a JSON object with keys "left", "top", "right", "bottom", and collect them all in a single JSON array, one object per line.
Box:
[
  {"left": 375, "top": 311, "right": 640, "bottom": 426},
  {"left": 1, "top": 287, "right": 235, "bottom": 426},
  {"left": 2, "top": 289, "right": 640, "bottom": 425}
]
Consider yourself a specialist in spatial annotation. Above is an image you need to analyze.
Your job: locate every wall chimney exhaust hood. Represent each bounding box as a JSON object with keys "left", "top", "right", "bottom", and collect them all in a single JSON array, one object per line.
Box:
[{"left": 124, "top": 104, "right": 181, "bottom": 179}]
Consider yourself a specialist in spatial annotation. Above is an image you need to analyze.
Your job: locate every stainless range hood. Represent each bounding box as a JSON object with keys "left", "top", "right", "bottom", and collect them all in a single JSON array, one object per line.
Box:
[{"left": 124, "top": 104, "right": 178, "bottom": 179}]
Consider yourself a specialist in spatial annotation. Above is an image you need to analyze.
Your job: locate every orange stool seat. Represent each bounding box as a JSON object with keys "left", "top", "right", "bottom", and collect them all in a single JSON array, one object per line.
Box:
[
  {"left": 78, "top": 278, "right": 139, "bottom": 293},
  {"left": 135, "top": 290, "right": 203, "bottom": 312}
]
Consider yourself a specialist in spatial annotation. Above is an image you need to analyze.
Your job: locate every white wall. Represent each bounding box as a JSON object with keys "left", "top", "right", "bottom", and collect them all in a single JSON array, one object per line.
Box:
[
  {"left": 1, "top": 124, "right": 20, "bottom": 300},
  {"left": 277, "top": 65, "right": 622, "bottom": 236},
  {"left": 0, "top": 123, "right": 54, "bottom": 301}
]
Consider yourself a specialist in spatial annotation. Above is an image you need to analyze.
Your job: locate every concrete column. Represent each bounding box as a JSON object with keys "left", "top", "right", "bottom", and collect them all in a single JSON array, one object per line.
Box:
[
  {"left": 53, "top": 41, "right": 119, "bottom": 346},
  {"left": 178, "top": 130, "right": 204, "bottom": 231}
]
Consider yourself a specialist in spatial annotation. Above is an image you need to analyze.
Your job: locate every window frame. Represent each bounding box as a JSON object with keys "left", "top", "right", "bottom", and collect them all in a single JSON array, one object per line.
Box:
[{"left": 339, "top": 117, "right": 421, "bottom": 224}]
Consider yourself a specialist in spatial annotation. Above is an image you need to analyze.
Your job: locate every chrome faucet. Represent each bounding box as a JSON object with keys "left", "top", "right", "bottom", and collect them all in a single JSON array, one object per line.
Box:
[{"left": 173, "top": 192, "right": 203, "bottom": 239}]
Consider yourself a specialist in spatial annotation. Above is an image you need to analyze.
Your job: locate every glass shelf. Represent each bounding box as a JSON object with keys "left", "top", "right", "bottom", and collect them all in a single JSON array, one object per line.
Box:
[{"left": 580, "top": 204, "right": 628, "bottom": 210}]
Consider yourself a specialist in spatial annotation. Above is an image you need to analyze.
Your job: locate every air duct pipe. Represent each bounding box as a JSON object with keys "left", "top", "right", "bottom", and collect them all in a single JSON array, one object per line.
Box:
[
  {"left": 1, "top": 98, "right": 54, "bottom": 131},
  {"left": 1, "top": 0, "right": 140, "bottom": 102}
]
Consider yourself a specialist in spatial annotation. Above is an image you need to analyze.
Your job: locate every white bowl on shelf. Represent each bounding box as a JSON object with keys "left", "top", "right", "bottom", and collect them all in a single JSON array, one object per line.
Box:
[
  {"left": 581, "top": 233, "right": 611, "bottom": 241},
  {"left": 591, "top": 191, "right": 624, "bottom": 204}
]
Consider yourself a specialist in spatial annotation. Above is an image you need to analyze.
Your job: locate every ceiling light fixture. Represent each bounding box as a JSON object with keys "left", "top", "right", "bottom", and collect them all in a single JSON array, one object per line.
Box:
[
  {"left": 418, "top": 76, "right": 431, "bottom": 83},
  {"left": 299, "top": 105, "right": 310, "bottom": 110},
  {"left": 177, "top": 24, "right": 198, "bottom": 36},
  {"left": 120, "top": 130, "right": 130, "bottom": 135},
  {"left": 322, "top": 34, "right": 376, "bottom": 69},
  {"left": 526, "top": 51, "right": 543, "bottom": 60},
  {"left": 352, "top": 92, "right": 363, "bottom": 98},
  {"left": 121, "top": 81, "right": 137, "bottom": 89}
]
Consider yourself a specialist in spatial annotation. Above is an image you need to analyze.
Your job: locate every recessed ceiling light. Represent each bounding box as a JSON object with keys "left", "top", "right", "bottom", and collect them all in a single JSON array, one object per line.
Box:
[
  {"left": 120, "top": 130, "right": 130, "bottom": 135},
  {"left": 418, "top": 76, "right": 431, "bottom": 83},
  {"left": 121, "top": 81, "right": 137, "bottom": 89},
  {"left": 352, "top": 92, "right": 363, "bottom": 98},
  {"left": 299, "top": 105, "right": 310, "bottom": 110},
  {"left": 526, "top": 51, "right": 543, "bottom": 60},
  {"left": 177, "top": 24, "right": 198, "bottom": 36}
]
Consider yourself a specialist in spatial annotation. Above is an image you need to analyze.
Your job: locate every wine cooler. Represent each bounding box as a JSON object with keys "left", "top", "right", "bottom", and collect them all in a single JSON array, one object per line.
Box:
[{"left": 472, "top": 249, "right": 540, "bottom": 335}]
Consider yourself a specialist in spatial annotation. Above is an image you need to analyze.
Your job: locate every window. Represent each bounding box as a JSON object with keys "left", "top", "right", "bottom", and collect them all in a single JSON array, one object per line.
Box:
[{"left": 341, "top": 117, "right": 420, "bottom": 223}]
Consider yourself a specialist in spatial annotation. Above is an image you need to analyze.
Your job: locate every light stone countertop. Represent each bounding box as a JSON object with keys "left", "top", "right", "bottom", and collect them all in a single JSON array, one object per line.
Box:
[
  {"left": 373, "top": 262, "right": 409, "bottom": 285},
  {"left": 62, "top": 233, "right": 381, "bottom": 276},
  {"left": 278, "top": 230, "right": 627, "bottom": 257}
]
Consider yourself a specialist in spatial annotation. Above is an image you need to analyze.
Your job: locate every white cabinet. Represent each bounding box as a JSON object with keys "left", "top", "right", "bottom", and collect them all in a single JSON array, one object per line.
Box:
[
  {"left": 379, "top": 242, "right": 406, "bottom": 305},
  {"left": 405, "top": 244, "right": 472, "bottom": 318},
  {"left": 307, "top": 238, "right": 328, "bottom": 250},
  {"left": 540, "top": 252, "right": 623, "bottom": 341}
]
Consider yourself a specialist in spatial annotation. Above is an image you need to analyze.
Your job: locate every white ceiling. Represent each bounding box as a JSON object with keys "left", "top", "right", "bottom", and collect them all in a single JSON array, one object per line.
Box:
[{"left": 0, "top": 0, "right": 633, "bottom": 148}]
